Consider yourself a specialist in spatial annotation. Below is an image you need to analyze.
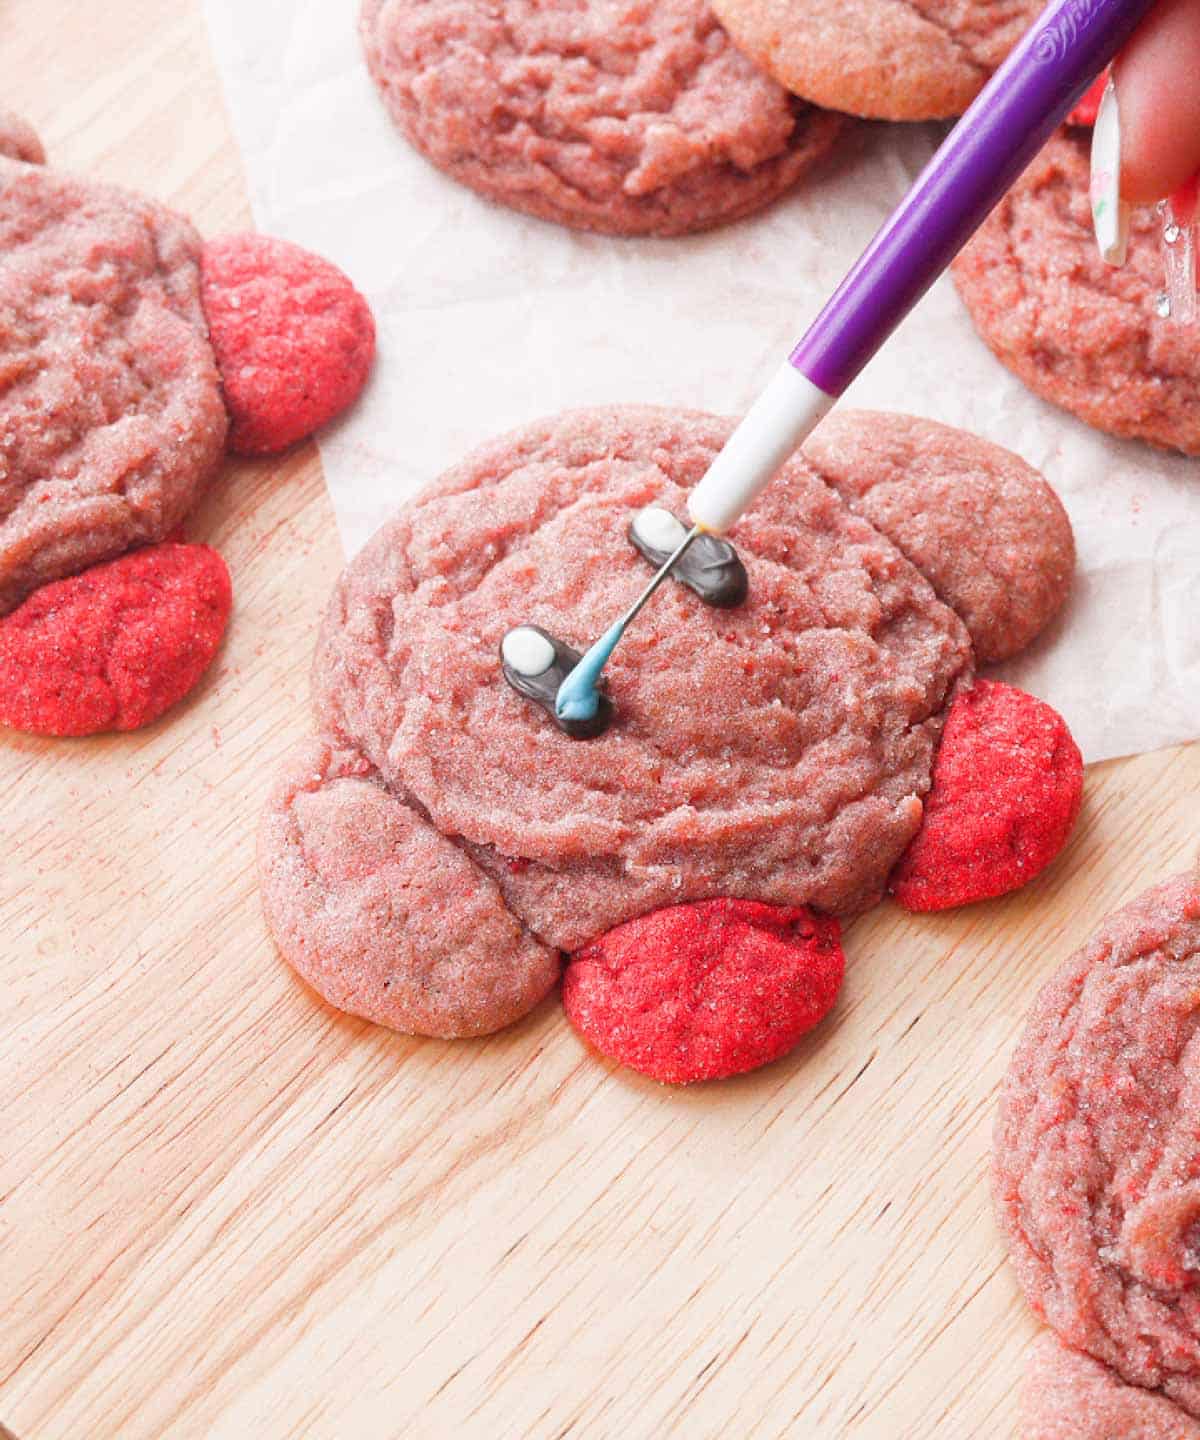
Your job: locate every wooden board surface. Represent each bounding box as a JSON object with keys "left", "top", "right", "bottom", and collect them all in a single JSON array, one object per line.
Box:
[{"left": 2, "top": 3, "right": 1198, "bottom": 1436}]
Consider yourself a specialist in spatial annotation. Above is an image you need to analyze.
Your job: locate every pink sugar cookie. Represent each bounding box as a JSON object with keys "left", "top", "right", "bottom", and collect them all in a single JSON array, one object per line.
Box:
[
  {"left": 955, "top": 130, "right": 1200, "bottom": 454},
  {"left": 996, "top": 868, "right": 1200, "bottom": 1416},
  {"left": 360, "top": 0, "right": 844, "bottom": 236},
  {"left": 711, "top": 0, "right": 1043, "bottom": 121},
  {"left": 0, "top": 156, "right": 227, "bottom": 616}
]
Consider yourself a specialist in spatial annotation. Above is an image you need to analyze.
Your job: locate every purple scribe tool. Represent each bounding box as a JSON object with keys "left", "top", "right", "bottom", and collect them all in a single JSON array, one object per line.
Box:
[{"left": 556, "top": 0, "right": 1155, "bottom": 725}]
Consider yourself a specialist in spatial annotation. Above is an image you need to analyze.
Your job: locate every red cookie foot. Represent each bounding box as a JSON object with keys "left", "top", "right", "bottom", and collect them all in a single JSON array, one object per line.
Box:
[
  {"left": 562, "top": 898, "right": 844, "bottom": 1085},
  {"left": 0, "top": 543, "right": 232, "bottom": 736},
  {"left": 1067, "top": 71, "right": 1108, "bottom": 128},
  {"left": 890, "top": 679, "right": 1083, "bottom": 912},
  {"left": 201, "top": 233, "right": 375, "bottom": 457}
]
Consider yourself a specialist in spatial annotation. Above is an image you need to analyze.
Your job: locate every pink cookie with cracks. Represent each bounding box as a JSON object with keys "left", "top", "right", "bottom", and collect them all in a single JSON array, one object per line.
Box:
[
  {"left": 954, "top": 130, "right": 1200, "bottom": 454},
  {"left": 711, "top": 0, "right": 1044, "bottom": 122},
  {"left": 996, "top": 867, "right": 1200, "bottom": 1416}
]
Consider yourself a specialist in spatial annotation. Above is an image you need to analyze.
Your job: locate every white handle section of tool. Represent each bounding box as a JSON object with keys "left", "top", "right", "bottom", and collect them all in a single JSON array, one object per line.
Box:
[{"left": 686, "top": 361, "right": 835, "bottom": 535}]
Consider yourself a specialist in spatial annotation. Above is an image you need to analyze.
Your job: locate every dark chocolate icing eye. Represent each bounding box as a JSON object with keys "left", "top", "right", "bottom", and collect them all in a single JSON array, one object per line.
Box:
[
  {"left": 499, "top": 624, "right": 614, "bottom": 739},
  {"left": 627, "top": 506, "right": 748, "bottom": 609}
]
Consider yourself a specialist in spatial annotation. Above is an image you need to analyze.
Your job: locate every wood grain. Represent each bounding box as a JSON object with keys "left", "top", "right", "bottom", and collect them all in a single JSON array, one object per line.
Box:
[{"left": 1, "top": 2, "right": 1198, "bottom": 1437}]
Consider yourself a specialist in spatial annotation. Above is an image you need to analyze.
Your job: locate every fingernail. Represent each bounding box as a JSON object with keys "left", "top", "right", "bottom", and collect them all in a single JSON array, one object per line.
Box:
[{"left": 1090, "top": 77, "right": 1130, "bottom": 266}]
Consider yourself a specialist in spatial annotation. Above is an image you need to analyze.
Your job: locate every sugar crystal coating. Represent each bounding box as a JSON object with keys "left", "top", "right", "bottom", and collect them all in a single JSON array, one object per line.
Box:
[
  {"left": 259, "top": 738, "right": 560, "bottom": 1037},
  {"left": 201, "top": 233, "right": 375, "bottom": 457},
  {"left": 805, "top": 411, "right": 1073, "bottom": 665},
  {"left": 954, "top": 130, "right": 1200, "bottom": 454},
  {"left": 1022, "top": 1332, "right": 1200, "bottom": 1440},
  {"left": 563, "top": 897, "right": 844, "bottom": 1083},
  {"left": 0, "top": 542, "right": 231, "bottom": 735},
  {"left": 890, "top": 679, "right": 1082, "bottom": 911},
  {"left": 0, "top": 158, "right": 228, "bottom": 615}
]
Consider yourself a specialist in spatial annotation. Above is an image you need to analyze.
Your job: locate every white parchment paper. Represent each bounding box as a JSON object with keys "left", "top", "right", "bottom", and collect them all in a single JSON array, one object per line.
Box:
[{"left": 203, "top": 0, "right": 1200, "bottom": 763}]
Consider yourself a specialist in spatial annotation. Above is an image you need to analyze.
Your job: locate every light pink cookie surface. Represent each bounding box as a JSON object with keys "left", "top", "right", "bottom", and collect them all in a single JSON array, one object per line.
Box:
[
  {"left": 954, "top": 131, "right": 1200, "bottom": 454},
  {"left": 360, "top": 0, "right": 843, "bottom": 236},
  {"left": 996, "top": 868, "right": 1200, "bottom": 1416},
  {"left": 805, "top": 411, "right": 1072, "bottom": 665},
  {"left": 0, "top": 157, "right": 228, "bottom": 615},
  {"left": 711, "top": 0, "right": 1042, "bottom": 120},
  {"left": 1023, "top": 1333, "right": 1200, "bottom": 1440}
]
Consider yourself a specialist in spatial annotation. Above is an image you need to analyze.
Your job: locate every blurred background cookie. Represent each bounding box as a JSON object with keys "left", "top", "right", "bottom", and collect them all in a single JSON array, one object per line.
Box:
[
  {"left": 360, "top": 0, "right": 845, "bottom": 236},
  {"left": 711, "top": 0, "right": 1043, "bottom": 120}
]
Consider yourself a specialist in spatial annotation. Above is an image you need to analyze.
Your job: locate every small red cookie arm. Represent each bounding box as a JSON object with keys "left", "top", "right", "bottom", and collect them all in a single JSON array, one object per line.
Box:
[
  {"left": 890, "top": 680, "right": 1083, "bottom": 913},
  {"left": 563, "top": 898, "right": 844, "bottom": 1084},
  {"left": 201, "top": 234, "right": 375, "bottom": 457},
  {"left": 0, "top": 543, "right": 231, "bottom": 736}
]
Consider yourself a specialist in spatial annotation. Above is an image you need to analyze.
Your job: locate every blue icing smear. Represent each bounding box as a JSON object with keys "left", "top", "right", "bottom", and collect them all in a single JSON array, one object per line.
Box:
[{"left": 554, "top": 619, "right": 626, "bottom": 722}]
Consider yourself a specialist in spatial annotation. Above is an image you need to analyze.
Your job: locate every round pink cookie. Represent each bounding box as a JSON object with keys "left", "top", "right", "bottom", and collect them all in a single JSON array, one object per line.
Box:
[
  {"left": 954, "top": 130, "right": 1200, "bottom": 454},
  {"left": 259, "top": 738, "right": 559, "bottom": 1038},
  {"left": 1022, "top": 1333, "right": 1200, "bottom": 1440},
  {"left": 804, "top": 411, "right": 1072, "bottom": 665},
  {"left": 0, "top": 111, "right": 44, "bottom": 164},
  {"left": 995, "top": 869, "right": 1200, "bottom": 1416},
  {"left": 360, "top": 0, "right": 844, "bottom": 236},
  {"left": 0, "top": 158, "right": 228, "bottom": 615},
  {"left": 711, "top": 0, "right": 1043, "bottom": 121}
]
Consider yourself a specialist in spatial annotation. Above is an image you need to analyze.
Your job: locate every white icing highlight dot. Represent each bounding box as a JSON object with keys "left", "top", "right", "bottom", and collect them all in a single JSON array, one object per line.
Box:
[
  {"left": 632, "top": 505, "right": 687, "bottom": 553},
  {"left": 502, "top": 626, "right": 555, "bottom": 677}
]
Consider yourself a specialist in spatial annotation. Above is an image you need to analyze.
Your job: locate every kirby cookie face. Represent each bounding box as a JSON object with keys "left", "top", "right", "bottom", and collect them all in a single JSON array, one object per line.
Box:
[
  {"left": 0, "top": 119, "right": 375, "bottom": 736},
  {"left": 997, "top": 868, "right": 1200, "bottom": 1419},
  {"left": 260, "top": 405, "right": 1081, "bottom": 1082},
  {"left": 359, "top": 0, "right": 845, "bottom": 237}
]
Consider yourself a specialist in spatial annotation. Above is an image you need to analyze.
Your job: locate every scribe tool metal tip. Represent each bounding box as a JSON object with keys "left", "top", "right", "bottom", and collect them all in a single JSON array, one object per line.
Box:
[{"left": 554, "top": 523, "right": 701, "bottom": 723}]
